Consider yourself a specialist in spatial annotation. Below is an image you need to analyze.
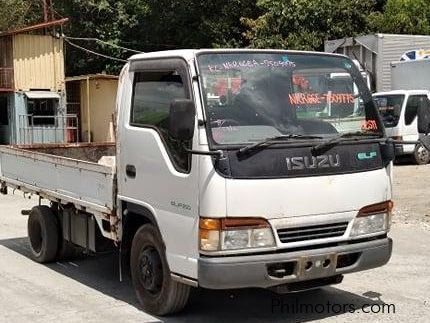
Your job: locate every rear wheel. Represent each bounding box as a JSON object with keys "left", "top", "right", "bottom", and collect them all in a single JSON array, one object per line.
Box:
[
  {"left": 413, "top": 144, "right": 430, "bottom": 165},
  {"left": 27, "top": 206, "right": 59, "bottom": 263},
  {"left": 130, "top": 224, "right": 191, "bottom": 315}
]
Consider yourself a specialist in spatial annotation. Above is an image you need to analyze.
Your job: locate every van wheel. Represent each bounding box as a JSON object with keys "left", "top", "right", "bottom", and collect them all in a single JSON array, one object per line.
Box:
[
  {"left": 413, "top": 144, "right": 430, "bottom": 165},
  {"left": 27, "top": 206, "right": 59, "bottom": 263},
  {"left": 131, "top": 224, "right": 190, "bottom": 315}
]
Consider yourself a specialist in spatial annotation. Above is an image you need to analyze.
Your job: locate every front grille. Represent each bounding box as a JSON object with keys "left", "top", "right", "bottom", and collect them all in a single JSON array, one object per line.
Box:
[{"left": 277, "top": 222, "right": 349, "bottom": 243}]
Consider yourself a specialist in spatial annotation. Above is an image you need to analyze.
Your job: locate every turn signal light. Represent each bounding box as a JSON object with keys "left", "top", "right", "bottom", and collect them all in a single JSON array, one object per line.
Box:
[{"left": 357, "top": 200, "right": 393, "bottom": 217}]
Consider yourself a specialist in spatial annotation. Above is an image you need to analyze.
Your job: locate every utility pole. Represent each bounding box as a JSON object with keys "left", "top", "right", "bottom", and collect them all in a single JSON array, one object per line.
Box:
[
  {"left": 48, "top": 0, "right": 54, "bottom": 21},
  {"left": 42, "top": 0, "right": 54, "bottom": 22},
  {"left": 43, "top": 0, "right": 48, "bottom": 22}
]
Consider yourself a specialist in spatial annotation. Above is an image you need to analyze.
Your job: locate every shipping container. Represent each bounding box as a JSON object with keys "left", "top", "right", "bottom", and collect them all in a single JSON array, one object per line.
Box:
[
  {"left": 391, "top": 60, "right": 430, "bottom": 91},
  {"left": 66, "top": 75, "right": 118, "bottom": 143},
  {"left": 325, "top": 34, "right": 430, "bottom": 92}
]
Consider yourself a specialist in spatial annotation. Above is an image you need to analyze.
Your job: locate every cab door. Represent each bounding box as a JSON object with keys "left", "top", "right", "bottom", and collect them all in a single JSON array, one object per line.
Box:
[
  {"left": 118, "top": 58, "right": 200, "bottom": 279},
  {"left": 402, "top": 95, "right": 428, "bottom": 153}
]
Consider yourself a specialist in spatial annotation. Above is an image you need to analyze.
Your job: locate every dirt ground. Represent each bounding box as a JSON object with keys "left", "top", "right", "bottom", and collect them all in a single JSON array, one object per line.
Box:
[{"left": 392, "top": 164, "right": 430, "bottom": 229}]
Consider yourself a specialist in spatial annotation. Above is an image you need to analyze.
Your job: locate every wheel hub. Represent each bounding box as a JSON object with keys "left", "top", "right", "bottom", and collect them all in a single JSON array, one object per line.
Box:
[
  {"left": 417, "top": 145, "right": 430, "bottom": 163},
  {"left": 139, "top": 247, "right": 163, "bottom": 293}
]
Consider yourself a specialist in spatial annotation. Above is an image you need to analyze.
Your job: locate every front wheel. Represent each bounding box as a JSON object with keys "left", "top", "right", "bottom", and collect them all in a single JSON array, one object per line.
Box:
[
  {"left": 130, "top": 224, "right": 190, "bottom": 316},
  {"left": 413, "top": 144, "right": 430, "bottom": 165}
]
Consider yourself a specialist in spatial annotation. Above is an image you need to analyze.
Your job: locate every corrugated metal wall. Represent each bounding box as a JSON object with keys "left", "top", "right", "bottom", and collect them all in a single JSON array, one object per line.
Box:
[
  {"left": 12, "top": 34, "right": 65, "bottom": 92},
  {"left": 391, "top": 60, "right": 430, "bottom": 90},
  {"left": 378, "top": 34, "right": 430, "bottom": 91},
  {"left": 12, "top": 92, "right": 66, "bottom": 145},
  {"left": 79, "top": 78, "right": 117, "bottom": 142}
]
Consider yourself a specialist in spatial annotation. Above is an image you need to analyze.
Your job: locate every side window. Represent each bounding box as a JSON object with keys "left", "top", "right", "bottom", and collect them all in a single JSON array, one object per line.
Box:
[
  {"left": 27, "top": 98, "right": 57, "bottom": 126},
  {"left": 130, "top": 70, "right": 191, "bottom": 172},
  {"left": 404, "top": 96, "right": 426, "bottom": 125}
]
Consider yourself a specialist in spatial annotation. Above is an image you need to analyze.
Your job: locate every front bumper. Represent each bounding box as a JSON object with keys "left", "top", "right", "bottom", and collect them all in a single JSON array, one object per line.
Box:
[{"left": 198, "top": 237, "right": 392, "bottom": 289}]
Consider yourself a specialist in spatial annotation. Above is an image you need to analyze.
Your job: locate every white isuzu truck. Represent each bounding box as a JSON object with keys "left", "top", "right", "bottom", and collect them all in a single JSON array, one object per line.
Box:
[{"left": 2, "top": 49, "right": 430, "bottom": 315}]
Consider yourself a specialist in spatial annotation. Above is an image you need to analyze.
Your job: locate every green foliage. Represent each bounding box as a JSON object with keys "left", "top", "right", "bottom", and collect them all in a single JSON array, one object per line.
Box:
[
  {"left": 1, "top": 0, "right": 430, "bottom": 75},
  {"left": 368, "top": 0, "right": 430, "bottom": 34},
  {"left": 243, "top": 0, "right": 375, "bottom": 50},
  {"left": 0, "top": 0, "right": 42, "bottom": 31},
  {"left": 55, "top": 0, "right": 142, "bottom": 75},
  {"left": 55, "top": 0, "right": 259, "bottom": 75}
]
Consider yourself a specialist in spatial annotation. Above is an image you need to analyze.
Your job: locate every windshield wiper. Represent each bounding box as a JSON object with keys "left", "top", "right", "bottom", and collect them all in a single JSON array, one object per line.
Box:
[
  {"left": 238, "top": 134, "right": 323, "bottom": 156},
  {"left": 311, "top": 131, "right": 382, "bottom": 156}
]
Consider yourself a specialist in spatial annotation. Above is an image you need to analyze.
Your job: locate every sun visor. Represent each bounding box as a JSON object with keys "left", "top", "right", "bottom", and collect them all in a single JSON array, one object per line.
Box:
[{"left": 24, "top": 91, "right": 61, "bottom": 100}]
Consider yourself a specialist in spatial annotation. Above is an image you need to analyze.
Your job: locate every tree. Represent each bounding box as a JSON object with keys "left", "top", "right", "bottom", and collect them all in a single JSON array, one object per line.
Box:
[
  {"left": 53, "top": 0, "right": 142, "bottom": 75},
  {"left": 0, "top": 0, "right": 42, "bottom": 31},
  {"left": 242, "top": 0, "right": 375, "bottom": 50},
  {"left": 53, "top": 0, "right": 259, "bottom": 75},
  {"left": 122, "top": 0, "right": 259, "bottom": 49},
  {"left": 368, "top": 0, "right": 430, "bottom": 34}
]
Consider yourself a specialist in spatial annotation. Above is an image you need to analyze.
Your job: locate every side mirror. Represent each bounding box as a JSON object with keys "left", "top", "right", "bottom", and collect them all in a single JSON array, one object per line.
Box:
[
  {"left": 417, "top": 101, "right": 430, "bottom": 134},
  {"left": 169, "top": 99, "right": 196, "bottom": 141}
]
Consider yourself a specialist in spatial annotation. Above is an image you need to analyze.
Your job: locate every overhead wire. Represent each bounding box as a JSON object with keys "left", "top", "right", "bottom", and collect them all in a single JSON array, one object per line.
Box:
[
  {"left": 35, "top": 2, "right": 133, "bottom": 63},
  {"left": 64, "top": 38, "right": 128, "bottom": 63},
  {"left": 63, "top": 35, "right": 143, "bottom": 54}
]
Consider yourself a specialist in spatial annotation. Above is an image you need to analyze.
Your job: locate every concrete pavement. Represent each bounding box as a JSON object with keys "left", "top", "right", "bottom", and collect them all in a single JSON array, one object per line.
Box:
[{"left": 0, "top": 165, "right": 429, "bottom": 322}]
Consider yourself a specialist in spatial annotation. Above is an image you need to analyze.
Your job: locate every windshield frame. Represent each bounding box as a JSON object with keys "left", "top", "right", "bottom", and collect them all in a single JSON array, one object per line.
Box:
[{"left": 195, "top": 50, "right": 385, "bottom": 150}]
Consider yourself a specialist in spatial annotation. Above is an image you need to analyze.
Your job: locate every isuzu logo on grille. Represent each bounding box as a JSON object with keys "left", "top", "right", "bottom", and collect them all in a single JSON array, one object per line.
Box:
[{"left": 286, "top": 154, "right": 341, "bottom": 170}]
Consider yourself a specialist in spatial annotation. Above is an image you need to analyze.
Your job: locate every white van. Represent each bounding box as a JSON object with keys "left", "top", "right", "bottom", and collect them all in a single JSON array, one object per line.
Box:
[{"left": 373, "top": 90, "right": 430, "bottom": 164}]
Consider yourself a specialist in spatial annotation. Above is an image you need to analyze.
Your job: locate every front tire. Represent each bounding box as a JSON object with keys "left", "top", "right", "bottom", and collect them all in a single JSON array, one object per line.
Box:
[
  {"left": 27, "top": 206, "right": 59, "bottom": 263},
  {"left": 413, "top": 144, "right": 430, "bottom": 165},
  {"left": 130, "top": 224, "right": 190, "bottom": 315}
]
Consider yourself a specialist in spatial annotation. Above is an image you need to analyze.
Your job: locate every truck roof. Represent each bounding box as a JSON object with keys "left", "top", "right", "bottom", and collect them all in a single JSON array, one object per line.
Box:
[
  {"left": 128, "top": 48, "right": 349, "bottom": 62},
  {"left": 373, "top": 90, "right": 430, "bottom": 96}
]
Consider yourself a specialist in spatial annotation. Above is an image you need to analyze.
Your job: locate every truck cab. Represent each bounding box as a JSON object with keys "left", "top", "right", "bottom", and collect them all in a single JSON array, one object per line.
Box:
[
  {"left": 373, "top": 90, "right": 430, "bottom": 164},
  {"left": 116, "top": 49, "right": 394, "bottom": 313}
]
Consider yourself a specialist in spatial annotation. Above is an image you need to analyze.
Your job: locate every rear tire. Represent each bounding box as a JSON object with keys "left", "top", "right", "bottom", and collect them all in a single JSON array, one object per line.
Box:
[
  {"left": 413, "top": 144, "right": 430, "bottom": 165},
  {"left": 27, "top": 206, "right": 59, "bottom": 263},
  {"left": 130, "top": 224, "right": 190, "bottom": 316}
]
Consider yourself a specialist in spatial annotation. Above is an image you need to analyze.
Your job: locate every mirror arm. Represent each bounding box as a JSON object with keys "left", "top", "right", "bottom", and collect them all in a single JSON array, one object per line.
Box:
[
  {"left": 184, "top": 147, "right": 224, "bottom": 159},
  {"left": 391, "top": 136, "right": 430, "bottom": 151},
  {"left": 391, "top": 140, "right": 420, "bottom": 145}
]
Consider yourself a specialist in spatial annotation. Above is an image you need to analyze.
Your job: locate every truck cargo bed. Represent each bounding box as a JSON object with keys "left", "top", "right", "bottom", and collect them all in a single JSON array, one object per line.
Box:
[{"left": 0, "top": 143, "right": 116, "bottom": 215}]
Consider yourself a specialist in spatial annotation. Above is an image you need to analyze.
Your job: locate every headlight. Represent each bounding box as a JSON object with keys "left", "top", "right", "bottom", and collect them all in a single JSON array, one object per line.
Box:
[
  {"left": 199, "top": 217, "right": 275, "bottom": 252},
  {"left": 350, "top": 201, "right": 393, "bottom": 237}
]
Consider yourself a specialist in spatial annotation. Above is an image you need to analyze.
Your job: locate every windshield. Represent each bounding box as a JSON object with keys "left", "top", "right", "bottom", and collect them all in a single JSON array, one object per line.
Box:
[
  {"left": 197, "top": 52, "right": 382, "bottom": 146},
  {"left": 373, "top": 95, "right": 404, "bottom": 128}
]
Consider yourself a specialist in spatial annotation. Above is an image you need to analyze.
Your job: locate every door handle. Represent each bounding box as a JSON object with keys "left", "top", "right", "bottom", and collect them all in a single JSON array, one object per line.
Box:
[{"left": 126, "top": 164, "right": 137, "bottom": 178}]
